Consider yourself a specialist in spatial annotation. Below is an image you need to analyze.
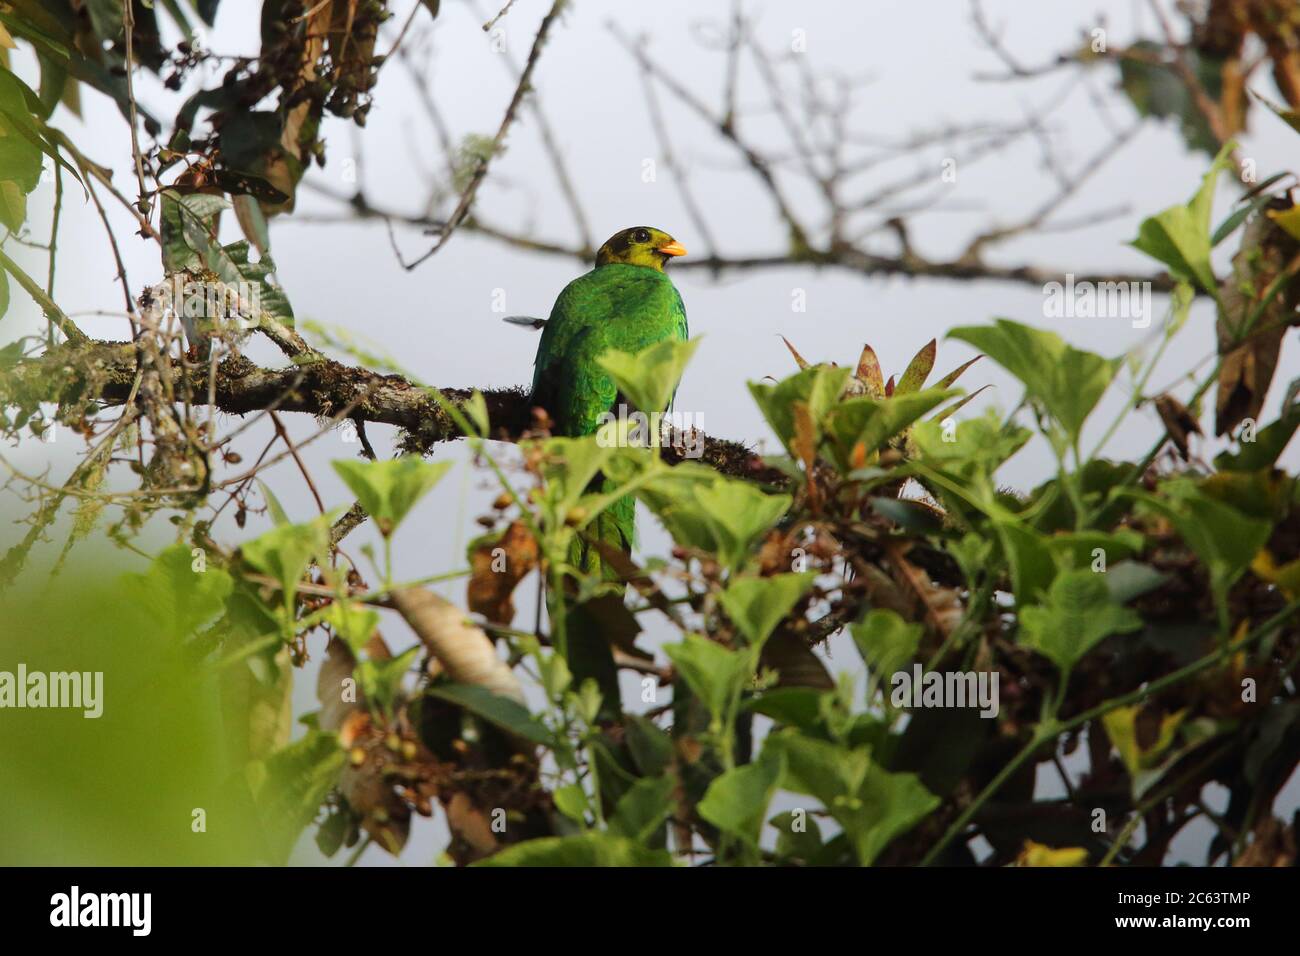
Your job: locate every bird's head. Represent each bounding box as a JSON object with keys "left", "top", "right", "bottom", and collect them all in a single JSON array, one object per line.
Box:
[{"left": 595, "top": 226, "right": 687, "bottom": 271}]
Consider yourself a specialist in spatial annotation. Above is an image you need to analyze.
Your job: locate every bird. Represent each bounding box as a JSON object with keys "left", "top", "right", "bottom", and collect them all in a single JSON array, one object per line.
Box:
[{"left": 530, "top": 225, "right": 688, "bottom": 705}]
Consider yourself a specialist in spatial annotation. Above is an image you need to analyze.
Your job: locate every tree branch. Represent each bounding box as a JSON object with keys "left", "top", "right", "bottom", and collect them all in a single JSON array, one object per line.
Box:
[{"left": 3, "top": 340, "right": 788, "bottom": 485}]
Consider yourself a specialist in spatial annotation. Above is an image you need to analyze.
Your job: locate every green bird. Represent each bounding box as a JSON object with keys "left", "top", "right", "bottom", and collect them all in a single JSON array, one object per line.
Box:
[
  {"left": 531, "top": 225, "right": 689, "bottom": 704},
  {"left": 531, "top": 225, "right": 689, "bottom": 563}
]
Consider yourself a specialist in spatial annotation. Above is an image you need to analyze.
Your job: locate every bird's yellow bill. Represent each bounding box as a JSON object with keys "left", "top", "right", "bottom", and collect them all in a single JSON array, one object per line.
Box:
[{"left": 657, "top": 240, "right": 687, "bottom": 257}]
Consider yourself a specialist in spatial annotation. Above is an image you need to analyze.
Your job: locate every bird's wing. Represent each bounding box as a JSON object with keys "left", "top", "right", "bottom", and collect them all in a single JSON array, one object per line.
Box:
[
  {"left": 667, "top": 283, "right": 689, "bottom": 413},
  {"left": 531, "top": 274, "right": 593, "bottom": 407},
  {"left": 552, "top": 325, "right": 620, "bottom": 437},
  {"left": 672, "top": 284, "right": 688, "bottom": 343},
  {"left": 533, "top": 266, "right": 689, "bottom": 433}
]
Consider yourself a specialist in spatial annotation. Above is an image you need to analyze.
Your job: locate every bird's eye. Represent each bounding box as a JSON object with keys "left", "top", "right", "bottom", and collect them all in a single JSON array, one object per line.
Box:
[{"left": 632, "top": 229, "right": 651, "bottom": 244}]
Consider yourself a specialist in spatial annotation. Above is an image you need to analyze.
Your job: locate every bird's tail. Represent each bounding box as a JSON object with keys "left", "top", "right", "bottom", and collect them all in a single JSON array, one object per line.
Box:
[
  {"left": 562, "top": 482, "right": 635, "bottom": 718},
  {"left": 568, "top": 488, "right": 635, "bottom": 583}
]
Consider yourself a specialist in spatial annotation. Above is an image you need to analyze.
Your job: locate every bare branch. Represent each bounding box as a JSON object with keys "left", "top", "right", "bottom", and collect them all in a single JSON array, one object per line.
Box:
[
  {"left": 392, "top": 0, "right": 568, "bottom": 270},
  {"left": 3, "top": 339, "right": 787, "bottom": 486}
]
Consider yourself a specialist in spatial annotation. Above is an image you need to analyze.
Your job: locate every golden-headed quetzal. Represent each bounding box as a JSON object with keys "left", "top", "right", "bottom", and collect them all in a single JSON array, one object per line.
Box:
[
  {"left": 530, "top": 226, "right": 688, "bottom": 705},
  {"left": 531, "top": 225, "right": 689, "bottom": 569}
]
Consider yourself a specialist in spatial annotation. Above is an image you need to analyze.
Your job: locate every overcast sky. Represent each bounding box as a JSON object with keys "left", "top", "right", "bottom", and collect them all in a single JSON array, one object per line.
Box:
[{"left": 5, "top": 0, "right": 1298, "bottom": 865}]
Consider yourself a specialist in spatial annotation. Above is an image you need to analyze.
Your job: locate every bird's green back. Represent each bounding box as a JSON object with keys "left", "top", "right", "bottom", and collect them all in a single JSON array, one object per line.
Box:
[{"left": 531, "top": 263, "right": 689, "bottom": 439}]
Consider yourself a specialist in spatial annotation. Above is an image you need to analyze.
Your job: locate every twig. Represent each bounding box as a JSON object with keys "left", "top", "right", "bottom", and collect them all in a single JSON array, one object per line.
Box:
[
  {"left": 121, "top": 0, "right": 153, "bottom": 225},
  {"left": 0, "top": 245, "right": 89, "bottom": 344},
  {"left": 609, "top": 23, "right": 810, "bottom": 250},
  {"left": 270, "top": 411, "right": 326, "bottom": 514},
  {"left": 472, "top": 0, "right": 592, "bottom": 253},
  {"left": 638, "top": 68, "right": 719, "bottom": 259},
  {"left": 393, "top": 0, "right": 568, "bottom": 270},
  {"left": 483, "top": 0, "right": 522, "bottom": 33},
  {"left": 44, "top": 163, "right": 63, "bottom": 347}
]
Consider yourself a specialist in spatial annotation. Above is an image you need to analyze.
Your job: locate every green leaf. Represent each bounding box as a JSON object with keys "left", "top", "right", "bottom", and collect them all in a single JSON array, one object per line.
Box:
[
  {"left": 323, "top": 601, "right": 379, "bottom": 654},
  {"left": 895, "top": 339, "right": 936, "bottom": 394},
  {"left": 624, "top": 714, "right": 674, "bottom": 776},
  {"left": 718, "top": 572, "right": 816, "bottom": 647},
  {"left": 770, "top": 808, "right": 824, "bottom": 862},
  {"left": 1199, "top": 466, "right": 1291, "bottom": 521},
  {"left": 934, "top": 354, "right": 983, "bottom": 390},
  {"left": 231, "top": 193, "right": 270, "bottom": 255},
  {"left": 663, "top": 634, "right": 756, "bottom": 727},
  {"left": 539, "top": 435, "right": 616, "bottom": 516},
  {"left": 911, "top": 407, "right": 1031, "bottom": 474},
  {"left": 473, "top": 833, "right": 675, "bottom": 867},
  {"left": 314, "top": 807, "right": 352, "bottom": 858},
  {"left": 1252, "top": 89, "right": 1300, "bottom": 136},
  {"left": 426, "top": 683, "right": 552, "bottom": 746},
  {"left": 690, "top": 479, "right": 792, "bottom": 571},
  {"left": 160, "top": 189, "right": 227, "bottom": 272},
  {"left": 212, "top": 108, "right": 299, "bottom": 205},
  {"left": 767, "top": 731, "right": 939, "bottom": 865},
  {"left": 1130, "top": 479, "right": 1272, "bottom": 592},
  {"left": 868, "top": 497, "right": 945, "bottom": 534},
  {"left": 1017, "top": 569, "right": 1143, "bottom": 673},
  {"left": 1043, "top": 529, "right": 1144, "bottom": 571},
  {"left": 0, "top": 180, "right": 25, "bottom": 234},
  {"left": 1103, "top": 561, "right": 1170, "bottom": 604},
  {"left": 573, "top": 677, "right": 603, "bottom": 726},
  {"left": 331, "top": 457, "right": 453, "bottom": 536},
  {"left": 626, "top": 463, "right": 709, "bottom": 546},
  {"left": 252, "top": 729, "right": 345, "bottom": 865},
  {"left": 698, "top": 748, "right": 785, "bottom": 848},
  {"left": 748, "top": 365, "right": 852, "bottom": 453},
  {"left": 537, "top": 649, "right": 572, "bottom": 700},
  {"left": 824, "top": 387, "right": 954, "bottom": 468},
  {"left": 949, "top": 320, "right": 1120, "bottom": 447},
  {"left": 82, "top": 0, "right": 125, "bottom": 46},
  {"left": 1119, "top": 41, "right": 1228, "bottom": 156},
  {"left": 891, "top": 706, "right": 991, "bottom": 798},
  {"left": 552, "top": 783, "right": 589, "bottom": 824},
  {"left": 238, "top": 511, "right": 336, "bottom": 612},
  {"left": 464, "top": 389, "right": 490, "bottom": 437},
  {"left": 1129, "top": 141, "right": 1236, "bottom": 293},
  {"left": 745, "top": 687, "right": 828, "bottom": 733},
  {"left": 256, "top": 478, "right": 292, "bottom": 526},
  {"left": 34, "top": 51, "right": 68, "bottom": 120},
  {"left": 1212, "top": 181, "right": 1286, "bottom": 248},
  {"left": 596, "top": 336, "right": 701, "bottom": 416},
  {"left": 851, "top": 609, "right": 921, "bottom": 703},
  {"left": 356, "top": 646, "right": 418, "bottom": 714},
  {"left": 0, "top": 64, "right": 73, "bottom": 203},
  {"left": 160, "top": 190, "right": 296, "bottom": 330},
  {"left": 221, "top": 240, "right": 295, "bottom": 328},
  {"left": 1103, "top": 707, "right": 1219, "bottom": 800},
  {"left": 0, "top": 10, "right": 149, "bottom": 127},
  {"left": 638, "top": 470, "right": 791, "bottom": 572},
  {"left": 609, "top": 775, "right": 676, "bottom": 843},
  {"left": 995, "top": 518, "right": 1058, "bottom": 606},
  {"left": 122, "top": 542, "right": 233, "bottom": 638},
  {"left": 1214, "top": 383, "right": 1300, "bottom": 471},
  {"left": 770, "top": 731, "right": 868, "bottom": 799}
]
